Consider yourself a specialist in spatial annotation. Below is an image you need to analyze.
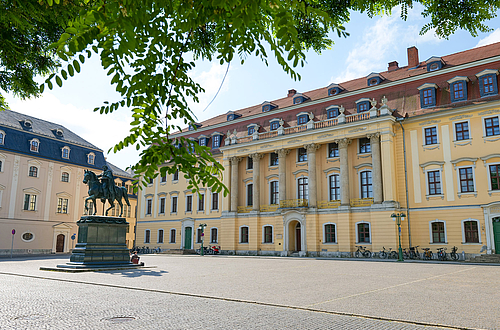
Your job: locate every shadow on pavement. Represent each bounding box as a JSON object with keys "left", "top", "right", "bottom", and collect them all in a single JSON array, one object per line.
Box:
[{"left": 103, "top": 269, "right": 168, "bottom": 278}]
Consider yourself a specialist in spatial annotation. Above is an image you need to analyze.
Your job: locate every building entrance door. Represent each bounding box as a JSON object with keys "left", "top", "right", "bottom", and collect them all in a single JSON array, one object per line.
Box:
[
  {"left": 493, "top": 217, "right": 500, "bottom": 254},
  {"left": 295, "top": 223, "right": 301, "bottom": 251},
  {"left": 56, "top": 234, "right": 65, "bottom": 252},
  {"left": 184, "top": 227, "right": 192, "bottom": 250}
]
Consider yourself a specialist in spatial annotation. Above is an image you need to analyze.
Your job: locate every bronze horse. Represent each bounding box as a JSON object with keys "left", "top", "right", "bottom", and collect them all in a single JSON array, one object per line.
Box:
[{"left": 83, "top": 169, "right": 131, "bottom": 216}]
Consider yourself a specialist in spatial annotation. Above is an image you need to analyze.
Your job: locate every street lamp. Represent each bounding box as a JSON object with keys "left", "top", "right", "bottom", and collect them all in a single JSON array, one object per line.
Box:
[
  {"left": 391, "top": 212, "right": 406, "bottom": 262},
  {"left": 198, "top": 223, "right": 207, "bottom": 256}
]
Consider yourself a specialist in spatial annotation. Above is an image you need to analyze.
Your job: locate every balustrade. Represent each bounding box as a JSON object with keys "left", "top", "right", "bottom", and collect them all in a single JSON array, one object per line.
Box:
[
  {"left": 279, "top": 199, "right": 308, "bottom": 208},
  {"left": 317, "top": 200, "right": 341, "bottom": 209},
  {"left": 350, "top": 198, "right": 374, "bottom": 207}
]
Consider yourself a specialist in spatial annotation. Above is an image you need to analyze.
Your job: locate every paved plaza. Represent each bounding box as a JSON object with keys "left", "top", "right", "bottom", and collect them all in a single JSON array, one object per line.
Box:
[{"left": 0, "top": 255, "right": 498, "bottom": 330}]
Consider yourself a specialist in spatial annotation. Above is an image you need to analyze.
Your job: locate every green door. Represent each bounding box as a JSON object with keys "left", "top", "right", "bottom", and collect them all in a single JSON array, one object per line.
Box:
[
  {"left": 184, "top": 227, "right": 192, "bottom": 250},
  {"left": 493, "top": 217, "right": 500, "bottom": 254}
]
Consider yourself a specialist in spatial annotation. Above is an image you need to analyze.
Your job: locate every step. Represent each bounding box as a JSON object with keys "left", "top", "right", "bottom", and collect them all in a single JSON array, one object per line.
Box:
[{"left": 467, "top": 254, "right": 500, "bottom": 263}]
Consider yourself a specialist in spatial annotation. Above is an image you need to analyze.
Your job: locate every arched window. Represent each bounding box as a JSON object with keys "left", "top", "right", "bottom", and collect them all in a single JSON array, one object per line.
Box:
[
  {"left": 61, "top": 172, "right": 69, "bottom": 182},
  {"left": 144, "top": 229, "right": 151, "bottom": 243},
  {"left": 158, "top": 229, "right": 164, "bottom": 244},
  {"left": 240, "top": 226, "right": 249, "bottom": 243},
  {"left": 262, "top": 225, "right": 273, "bottom": 243},
  {"left": 356, "top": 222, "right": 370, "bottom": 243},
  {"left": 62, "top": 146, "right": 70, "bottom": 159},
  {"left": 30, "top": 139, "right": 40, "bottom": 152},
  {"left": 463, "top": 220, "right": 479, "bottom": 243},
  {"left": 87, "top": 153, "right": 95, "bottom": 165},
  {"left": 170, "top": 229, "right": 176, "bottom": 243},
  {"left": 0, "top": 131, "right": 5, "bottom": 145},
  {"left": 360, "top": 171, "right": 373, "bottom": 198},
  {"left": 210, "top": 228, "right": 218, "bottom": 243},
  {"left": 329, "top": 174, "right": 340, "bottom": 201},
  {"left": 29, "top": 166, "right": 38, "bottom": 177},
  {"left": 0, "top": 160, "right": 2, "bottom": 172},
  {"left": 298, "top": 177, "right": 308, "bottom": 200}
]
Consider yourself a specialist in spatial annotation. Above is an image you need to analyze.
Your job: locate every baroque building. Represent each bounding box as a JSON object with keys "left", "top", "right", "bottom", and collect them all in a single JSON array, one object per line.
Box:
[
  {"left": 0, "top": 110, "right": 138, "bottom": 255},
  {"left": 137, "top": 42, "right": 500, "bottom": 258}
]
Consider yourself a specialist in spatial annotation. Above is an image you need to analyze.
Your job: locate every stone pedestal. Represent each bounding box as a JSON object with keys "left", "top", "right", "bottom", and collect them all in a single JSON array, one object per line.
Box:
[{"left": 56, "top": 216, "right": 140, "bottom": 270}]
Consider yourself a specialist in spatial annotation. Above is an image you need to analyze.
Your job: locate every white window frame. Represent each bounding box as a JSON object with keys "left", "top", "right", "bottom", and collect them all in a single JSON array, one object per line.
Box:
[
  {"left": 29, "top": 138, "right": 40, "bottom": 152},
  {"left": 269, "top": 179, "right": 279, "bottom": 205},
  {"left": 429, "top": 220, "right": 447, "bottom": 244},
  {"left": 327, "top": 142, "right": 339, "bottom": 159},
  {"left": 185, "top": 194, "right": 193, "bottom": 213},
  {"left": 210, "top": 227, "right": 218, "bottom": 244},
  {"left": 198, "top": 193, "right": 205, "bottom": 211},
  {"left": 296, "top": 147, "right": 307, "bottom": 163},
  {"left": 452, "top": 119, "right": 472, "bottom": 142},
  {"left": 323, "top": 222, "right": 337, "bottom": 244},
  {"left": 422, "top": 125, "right": 440, "bottom": 147},
  {"left": 144, "top": 229, "right": 151, "bottom": 244},
  {"left": 87, "top": 152, "right": 95, "bottom": 165},
  {"left": 486, "top": 161, "right": 500, "bottom": 192},
  {"left": 482, "top": 114, "right": 500, "bottom": 138},
  {"left": 170, "top": 193, "right": 179, "bottom": 214},
  {"left": 455, "top": 165, "right": 476, "bottom": 195},
  {"left": 158, "top": 195, "right": 166, "bottom": 214},
  {"left": 28, "top": 165, "right": 39, "bottom": 178},
  {"left": 211, "top": 191, "right": 219, "bottom": 210},
  {"left": 61, "top": 146, "right": 71, "bottom": 159},
  {"left": 355, "top": 221, "right": 371, "bottom": 244},
  {"left": 145, "top": 198, "right": 153, "bottom": 215},
  {"left": 157, "top": 228, "right": 164, "bottom": 244},
  {"left": 461, "top": 218, "right": 482, "bottom": 244},
  {"left": 61, "top": 171, "right": 70, "bottom": 183},
  {"left": 357, "top": 137, "right": 371, "bottom": 155},
  {"left": 56, "top": 197, "right": 69, "bottom": 214},
  {"left": 296, "top": 175, "right": 309, "bottom": 201},
  {"left": 328, "top": 173, "right": 341, "bottom": 201},
  {"left": 0, "top": 130, "right": 6, "bottom": 145},
  {"left": 358, "top": 169, "right": 373, "bottom": 199},
  {"left": 169, "top": 228, "right": 177, "bottom": 243},
  {"left": 245, "top": 181, "right": 253, "bottom": 207},
  {"left": 420, "top": 163, "right": 445, "bottom": 199},
  {"left": 269, "top": 152, "right": 279, "bottom": 167},
  {"left": 262, "top": 224, "right": 274, "bottom": 244},
  {"left": 239, "top": 225, "right": 249, "bottom": 244}
]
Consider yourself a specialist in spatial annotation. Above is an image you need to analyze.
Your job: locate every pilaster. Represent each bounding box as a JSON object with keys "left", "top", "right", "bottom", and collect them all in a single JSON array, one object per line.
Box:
[
  {"left": 336, "top": 138, "right": 351, "bottom": 206},
  {"left": 367, "top": 133, "right": 383, "bottom": 204}
]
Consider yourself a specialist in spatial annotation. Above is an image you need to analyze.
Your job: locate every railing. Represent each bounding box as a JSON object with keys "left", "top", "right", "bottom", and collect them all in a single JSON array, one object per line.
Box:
[
  {"left": 283, "top": 124, "right": 307, "bottom": 135},
  {"left": 350, "top": 198, "right": 374, "bottom": 207},
  {"left": 346, "top": 112, "right": 370, "bottom": 123},
  {"left": 237, "top": 136, "right": 253, "bottom": 143},
  {"left": 280, "top": 199, "right": 308, "bottom": 208},
  {"left": 237, "top": 206, "right": 253, "bottom": 213},
  {"left": 260, "top": 204, "right": 279, "bottom": 212},
  {"left": 257, "top": 131, "right": 279, "bottom": 140},
  {"left": 317, "top": 200, "right": 341, "bottom": 209},
  {"left": 314, "top": 118, "right": 338, "bottom": 129}
]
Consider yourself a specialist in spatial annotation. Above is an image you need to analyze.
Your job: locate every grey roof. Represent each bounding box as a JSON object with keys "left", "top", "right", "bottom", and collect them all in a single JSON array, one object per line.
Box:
[
  {"left": 107, "top": 161, "right": 134, "bottom": 179},
  {"left": 0, "top": 109, "right": 101, "bottom": 150}
]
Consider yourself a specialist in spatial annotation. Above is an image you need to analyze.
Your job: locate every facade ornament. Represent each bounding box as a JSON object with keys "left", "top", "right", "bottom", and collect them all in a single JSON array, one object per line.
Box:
[
  {"left": 337, "top": 105, "right": 346, "bottom": 124},
  {"left": 370, "top": 98, "right": 377, "bottom": 109},
  {"left": 339, "top": 105, "right": 345, "bottom": 114},
  {"left": 335, "top": 138, "right": 351, "bottom": 149},
  {"left": 367, "top": 132, "right": 381, "bottom": 142},
  {"left": 250, "top": 153, "right": 264, "bottom": 161},
  {"left": 308, "top": 112, "right": 314, "bottom": 121},
  {"left": 279, "top": 118, "right": 284, "bottom": 127},
  {"left": 381, "top": 95, "right": 388, "bottom": 106},
  {"left": 304, "top": 143, "right": 320, "bottom": 153},
  {"left": 276, "top": 148, "right": 290, "bottom": 158},
  {"left": 229, "top": 156, "right": 242, "bottom": 165}
]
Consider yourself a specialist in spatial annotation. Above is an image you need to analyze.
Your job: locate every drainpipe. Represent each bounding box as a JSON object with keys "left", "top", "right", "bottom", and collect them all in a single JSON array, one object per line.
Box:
[{"left": 397, "top": 117, "right": 412, "bottom": 248}]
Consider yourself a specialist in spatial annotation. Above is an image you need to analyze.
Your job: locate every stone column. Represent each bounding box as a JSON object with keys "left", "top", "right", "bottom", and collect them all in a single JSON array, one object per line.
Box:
[
  {"left": 305, "top": 143, "right": 320, "bottom": 208},
  {"left": 336, "top": 138, "right": 351, "bottom": 206},
  {"left": 368, "top": 133, "right": 383, "bottom": 204},
  {"left": 276, "top": 149, "right": 290, "bottom": 204},
  {"left": 250, "top": 153, "right": 263, "bottom": 211},
  {"left": 230, "top": 157, "right": 241, "bottom": 212}
]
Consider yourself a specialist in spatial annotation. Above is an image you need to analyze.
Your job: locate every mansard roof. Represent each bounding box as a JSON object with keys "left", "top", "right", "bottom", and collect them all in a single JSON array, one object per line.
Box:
[
  {"left": 107, "top": 161, "right": 134, "bottom": 179},
  {"left": 0, "top": 109, "right": 100, "bottom": 150}
]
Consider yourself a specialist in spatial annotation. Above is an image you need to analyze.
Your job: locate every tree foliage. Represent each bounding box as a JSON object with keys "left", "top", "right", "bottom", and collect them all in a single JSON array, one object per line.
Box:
[{"left": 2, "top": 0, "right": 500, "bottom": 193}]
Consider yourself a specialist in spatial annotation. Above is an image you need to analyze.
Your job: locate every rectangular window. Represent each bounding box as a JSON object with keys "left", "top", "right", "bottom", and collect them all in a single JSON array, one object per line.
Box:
[
  {"left": 145, "top": 230, "right": 151, "bottom": 243},
  {"left": 173, "top": 170, "right": 179, "bottom": 181},
  {"left": 459, "top": 167, "right": 474, "bottom": 193},
  {"left": 455, "top": 122, "right": 469, "bottom": 141},
  {"left": 270, "top": 152, "right": 279, "bottom": 166},
  {"left": 186, "top": 195, "right": 192, "bottom": 212},
  {"left": 57, "top": 198, "right": 69, "bottom": 214},
  {"left": 432, "top": 222, "right": 445, "bottom": 243},
  {"left": 29, "top": 166, "right": 38, "bottom": 177},
  {"left": 297, "top": 148, "right": 307, "bottom": 162},
  {"left": 358, "top": 102, "right": 368, "bottom": 113},
  {"left": 146, "top": 199, "right": 152, "bottom": 215},
  {"left": 211, "top": 228, "right": 218, "bottom": 243},
  {"left": 484, "top": 117, "right": 500, "bottom": 136},
  {"left": 247, "top": 156, "right": 253, "bottom": 170},
  {"left": 357, "top": 223, "right": 370, "bottom": 243},
  {"left": 170, "top": 229, "right": 176, "bottom": 243},
  {"left": 427, "top": 170, "right": 442, "bottom": 195},
  {"left": 425, "top": 127, "right": 438, "bottom": 145},
  {"left": 464, "top": 221, "right": 479, "bottom": 243},
  {"left": 423, "top": 89, "right": 433, "bottom": 106},
  {"left": 199, "top": 138, "right": 206, "bottom": 146},
  {"left": 453, "top": 82, "right": 464, "bottom": 100},
  {"left": 325, "top": 224, "right": 336, "bottom": 243},
  {"left": 263, "top": 226, "right": 273, "bottom": 243},
  {"left": 197, "top": 228, "right": 203, "bottom": 243},
  {"left": 298, "top": 177, "right": 308, "bottom": 200},
  {"left": 160, "top": 175, "right": 167, "bottom": 183},
  {"left": 247, "top": 184, "right": 253, "bottom": 206},
  {"left": 270, "top": 181, "right": 279, "bottom": 205},
  {"left": 248, "top": 126, "right": 255, "bottom": 135},
  {"left": 328, "top": 143, "right": 339, "bottom": 158},
  {"left": 297, "top": 115, "right": 308, "bottom": 125},
  {"left": 240, "top": 227, "right": 249, "bottom": 243},
  {"left": 212, "top": 192, "right": 219, "bottom": 210},
  {"left": 270, "top": 121, "right": 279, "bottom": 131},
  {"left": 158, "top": 229, "right": 164, "bottom": 244},
  {"left": 198, "top": 194, "right": 205, "bottom": 211},
  {"left": 360, "top": 171, "right": 373, "bottom": 198},
  {"left": 359, "top": 138, "right": 371, "bottom": 154},
  {"left": 24, "top": 194, "right": 36, "bottom": 211},
  {"left": 490, "top": 164, "right": 500, "bottom": 190},
  {"left": 483, "top": 75, "right": 494, "bottom": 94},
  {"left": 329, "top": 175, "right": 340, "bottom": 201},
  {"left": 327, "top": 109, "right": 338, "bottom": 119},
  {"left": 159, "top": 197, "right": 166, "bottom": 214},
  {"left": 212, "top": 135, "right": 221, "bottom": 148},
  {"left": 171, "top": 196, "right": 178, "bottom": 213}
]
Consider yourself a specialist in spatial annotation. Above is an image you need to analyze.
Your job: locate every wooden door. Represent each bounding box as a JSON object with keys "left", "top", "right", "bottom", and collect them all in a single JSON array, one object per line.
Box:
[
  {"left": 56, "top": 234, "right": 65, "bottom": 252},
  {"left": 295, "top": 223, "right": 301, "bottom": 251}
]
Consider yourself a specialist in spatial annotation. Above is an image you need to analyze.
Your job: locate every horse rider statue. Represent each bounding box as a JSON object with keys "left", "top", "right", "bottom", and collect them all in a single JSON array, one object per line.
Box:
[{"left": 97, "top": 165, "right": 115, "bottom": 201}]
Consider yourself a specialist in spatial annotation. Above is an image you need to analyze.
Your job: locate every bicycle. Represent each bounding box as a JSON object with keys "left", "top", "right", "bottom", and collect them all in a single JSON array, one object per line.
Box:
[
  {"left": 355, "top": 245, "right": 371, "bottom": 258},
  {"left": 409, "top": 246, "right": 421, "bottom": 260},
  {"left": 449, "top": 246, "right": 459, "bottom": 261},
  {"left": 378, "top": 246, "right": 389, "bottom": 259},
  {"left": 422, "top": 248, "right": 433, "bottom": 260},
  {"left": 437, "top": 247, "right": 447, "bottom": 261}
]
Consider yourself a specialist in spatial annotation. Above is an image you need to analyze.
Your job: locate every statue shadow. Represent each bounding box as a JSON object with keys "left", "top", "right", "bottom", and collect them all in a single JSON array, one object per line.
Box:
[{"left": 103, "top": 268, "right": 168, "bottom": 278}]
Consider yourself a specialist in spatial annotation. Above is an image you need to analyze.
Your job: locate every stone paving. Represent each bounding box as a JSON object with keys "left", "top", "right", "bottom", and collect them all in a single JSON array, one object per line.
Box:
[{"left": 0, "top": 255, "right": 498, "bottom": 330}]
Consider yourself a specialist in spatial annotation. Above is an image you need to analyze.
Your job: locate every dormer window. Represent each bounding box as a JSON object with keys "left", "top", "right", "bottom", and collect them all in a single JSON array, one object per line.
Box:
[
  {"left": 356, "top": 98, "right": 370, "bottom": 113},
  {"left": 292, "top": 93, "right": 308, "bottom": 105},
  {"left": 23, "top": 120, "right": 33, "bottom": 129},
  {"left": 296, "top": 112, "right": 310, "bottom": 125},
  {"left": 327, "top": 83, "right": 343, "bottom": 96},
  {"left": 29, "top": 138, "right": 40, "bottom": 152},
  {"left": 417, "top": 83, "right": 438, "bottom": 108},
  {"left": 189, "top": 123, "right": 202, "bottom": 131},
  {"left": 366, "top": 73, "right": 383, "bottom": 86},
  {"left": 55, "top": 128, "right": 64, "bottom": 137},
  {"left": 476, "top": 69, "right": 499, "bottom": 98},
  {"left": 0, "top": 130, "right": 5, "bottom": 145},
  {"left": 447, "top": 76, "right": 469, "bottom": 103},
  {"left": 325, "top": 105, "right": 339, "bottom": 119},
  {"left": 426, "top": 57, "right": 444, "bottom": 72},
  {"left": 270, "top": 119, "right": 281, "bottom": 131},
  {"left": 87, "top": 152, "right": 95, "bottom": 165},
  {"left": 247, "top": 124, "right": 259, "bottom": 136},
  {"left": 226, "top": 111, "right": 241, "bottom": 121},
  {"left": 61, "top": 146, "right": 70, "bottom": 159},
  {"left": 198, "top": 135, "right": 208, "bottom": 146},
  {"left": 261, "top": 101, "right": 277, "bottom": 113},
  {"left": 211, "top": 132, "right": 223, "bottom": 149}
]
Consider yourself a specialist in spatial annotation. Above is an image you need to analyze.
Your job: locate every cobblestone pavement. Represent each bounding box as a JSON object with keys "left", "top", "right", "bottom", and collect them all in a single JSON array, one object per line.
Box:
[{"left": 0, "top": 255, "right": 498, "bottom": 330}]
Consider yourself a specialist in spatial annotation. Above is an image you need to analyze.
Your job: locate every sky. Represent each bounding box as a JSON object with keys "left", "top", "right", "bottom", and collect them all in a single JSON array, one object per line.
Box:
[{"left": 4, "top": 4, "right": 500, "bottom": 171}]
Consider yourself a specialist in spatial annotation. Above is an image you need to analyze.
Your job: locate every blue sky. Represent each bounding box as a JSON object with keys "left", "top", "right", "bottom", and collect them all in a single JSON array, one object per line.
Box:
[{"left": 5, "top": 5, "right": 500, "bottom": 170}]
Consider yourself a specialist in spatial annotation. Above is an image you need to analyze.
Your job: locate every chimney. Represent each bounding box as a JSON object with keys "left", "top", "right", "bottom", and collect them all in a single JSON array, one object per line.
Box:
[
  {"left": 407, "top": 46, "right": 419, "bottom": 68},
  {"left": 288, "top": 89, "right": 297, "bottom": 97},
  {"left": 388, "top": 61, "right": 399, "bottom": 72}
]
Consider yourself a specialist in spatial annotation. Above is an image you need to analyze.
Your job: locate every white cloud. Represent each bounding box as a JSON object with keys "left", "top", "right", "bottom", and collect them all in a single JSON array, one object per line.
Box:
[{"left": 475, "top": 28, "right": 500, "bottom": 48}]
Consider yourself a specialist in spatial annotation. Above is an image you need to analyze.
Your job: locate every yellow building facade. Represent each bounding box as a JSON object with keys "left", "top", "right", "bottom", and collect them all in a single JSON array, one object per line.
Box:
[{"left": 136, "top": 43, "right": 500, "bottom": 258}]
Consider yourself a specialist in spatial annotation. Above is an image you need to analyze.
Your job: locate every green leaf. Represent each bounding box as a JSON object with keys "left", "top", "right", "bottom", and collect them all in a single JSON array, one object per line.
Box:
[{"left": 55, "top": 75, "right": 63, "bottom": 87}]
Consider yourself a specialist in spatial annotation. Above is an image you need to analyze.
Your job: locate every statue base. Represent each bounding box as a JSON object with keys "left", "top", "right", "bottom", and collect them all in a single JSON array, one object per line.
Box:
[{"left": 50, "top": 216, "right": 146, "bottom": 272}]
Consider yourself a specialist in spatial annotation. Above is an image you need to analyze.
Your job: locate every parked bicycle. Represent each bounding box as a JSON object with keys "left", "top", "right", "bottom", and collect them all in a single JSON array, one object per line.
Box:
[
  {"left": 355, "top": 245, "right": 371, "bottom": 258},
  {"left": 422, "top": 248, "right": 433, "bottom": 260},
  {"left": 408, "top": 246, "right": 421, "bottom": 259},
  {"left": 437, "top": 247, "right": 447, "bottom": 261},
  {"left": 449, "top": 246, "right": 459, "bottom": 261},
  {"left": 378, "top": 246, "right": 397, "bottom": 259}
]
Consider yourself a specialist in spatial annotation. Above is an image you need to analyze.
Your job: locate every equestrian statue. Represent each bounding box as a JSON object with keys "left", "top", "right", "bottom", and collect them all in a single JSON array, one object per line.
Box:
[{"left": 83, "top": 165, "right": 131, "bottom": 217}]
